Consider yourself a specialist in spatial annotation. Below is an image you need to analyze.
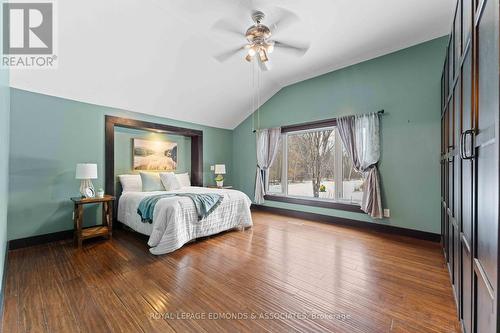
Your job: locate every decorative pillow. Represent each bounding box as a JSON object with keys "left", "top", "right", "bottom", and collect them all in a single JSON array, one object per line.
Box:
[
  {"left": 118, "top": 174, "right": 142, "bottom": 192},
  {"left": 160, "top": 172, "right": 181, "bottom": 191},
  {"left": 176, "top": 173, "right": 191, "bottom": 187},
  {"left": 139, "top": 172, "right": 165, "bottom": 191}
]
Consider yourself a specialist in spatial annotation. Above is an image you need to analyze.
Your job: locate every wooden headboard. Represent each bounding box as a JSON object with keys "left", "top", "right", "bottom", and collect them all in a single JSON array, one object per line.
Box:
[{"left": 104, "top": 115, "right": 203, "bottom": 199}]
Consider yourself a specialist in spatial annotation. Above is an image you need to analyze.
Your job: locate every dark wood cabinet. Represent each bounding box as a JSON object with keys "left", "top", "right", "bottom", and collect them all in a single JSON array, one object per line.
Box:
[{"left": 441, "top": 0, "right": 499, "bottom": 332}]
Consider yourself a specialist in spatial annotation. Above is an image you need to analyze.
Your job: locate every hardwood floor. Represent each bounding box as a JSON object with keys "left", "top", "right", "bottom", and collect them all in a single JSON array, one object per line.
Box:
[{"left": 2, "top": 211, "right": 460, "bottom": 333}]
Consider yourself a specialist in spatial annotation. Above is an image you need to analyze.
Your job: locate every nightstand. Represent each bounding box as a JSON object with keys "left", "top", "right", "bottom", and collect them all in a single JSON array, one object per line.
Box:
[
  {"left": 206, "top": 185, "right": 233, "bottom": 189},
  {"left": 71, "top": 195, "right": 115, "bottom": 248}
]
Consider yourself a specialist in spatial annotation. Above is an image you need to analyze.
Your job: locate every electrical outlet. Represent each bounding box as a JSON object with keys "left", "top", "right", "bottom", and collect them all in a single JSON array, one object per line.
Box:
[
  {"left": 210, "top": 165, "right": 215, "bottom": 171},
  {"left": 383, "top": 209, "right": 390, "bottom": 218},
  {"left": 72, "top": 212, "right": 75, "bottom": 220}
]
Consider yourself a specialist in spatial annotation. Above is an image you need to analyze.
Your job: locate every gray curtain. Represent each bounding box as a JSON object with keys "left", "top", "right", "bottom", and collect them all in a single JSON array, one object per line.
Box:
[
  {"left": 255, "top": 128, "right": 281, "bottom": 204},
  {"left": 337, "top": 113, "right": 383, "bottom": 218}
]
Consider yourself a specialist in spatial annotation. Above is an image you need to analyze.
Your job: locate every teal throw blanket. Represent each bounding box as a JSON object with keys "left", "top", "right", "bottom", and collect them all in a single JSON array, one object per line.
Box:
[{"left": 137, "top": 193, "right": 223, "bottom": 223}]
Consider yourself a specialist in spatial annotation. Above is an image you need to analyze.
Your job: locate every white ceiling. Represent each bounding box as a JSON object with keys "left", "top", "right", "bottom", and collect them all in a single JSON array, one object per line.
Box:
[{"left": 10, "top": 0, "right": 455, "bottom": 129}]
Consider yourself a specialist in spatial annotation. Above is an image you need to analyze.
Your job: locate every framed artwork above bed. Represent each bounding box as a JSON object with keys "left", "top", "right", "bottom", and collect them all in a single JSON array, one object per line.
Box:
[
  {"left": 133, "top": 138, "right": 177, "bottom": 171},
  {"left": 105, "top": 115, "right": 203, "bottom": 199}
]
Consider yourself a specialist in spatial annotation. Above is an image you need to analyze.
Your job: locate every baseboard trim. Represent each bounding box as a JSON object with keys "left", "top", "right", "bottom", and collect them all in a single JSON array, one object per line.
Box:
[
  {"left": 251, "top": 204, "right": 440, "bottom": 242},
  {"left": 8, "top": 230, "right": 73, "bottom": 250},
  {"left": 8, "top": 223, "right": 127, "bottom": 250}
]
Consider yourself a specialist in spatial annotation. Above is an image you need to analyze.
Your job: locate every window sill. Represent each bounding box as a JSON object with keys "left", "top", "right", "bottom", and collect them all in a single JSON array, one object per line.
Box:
[{"left": 263, "top": 194, "right": 364, "bottom": 213}]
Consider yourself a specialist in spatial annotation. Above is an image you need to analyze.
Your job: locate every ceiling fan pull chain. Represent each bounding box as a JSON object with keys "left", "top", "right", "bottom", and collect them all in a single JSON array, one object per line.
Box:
[
  {"left": 256, "top": 62, "right": 259, "bottom": 131},
  {"left": 251, "top": 59, "right": 255, "bottom": 132},
  {"left": 257, "top": 63, "right": 261, "bottom": 130},
  {"left": 254, "top": 60, "right": 257, "bottom": 130}
]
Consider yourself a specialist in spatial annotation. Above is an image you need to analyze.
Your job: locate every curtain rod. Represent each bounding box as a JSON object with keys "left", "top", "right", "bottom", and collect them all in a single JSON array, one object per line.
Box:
[{"left": 252, "top": 110, "right": 385, "bottom": 133}]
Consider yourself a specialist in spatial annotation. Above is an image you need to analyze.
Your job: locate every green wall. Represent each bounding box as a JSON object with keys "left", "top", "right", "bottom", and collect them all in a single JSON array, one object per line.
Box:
[
  {"left": 0, "top": 0, "right": 9, "bottom": 295},
  {"left": 8, "top": 89, "right": 233, "bottom": 240},
  {"left": 232, "top": 36, "right": 448, "bottom": 234}
]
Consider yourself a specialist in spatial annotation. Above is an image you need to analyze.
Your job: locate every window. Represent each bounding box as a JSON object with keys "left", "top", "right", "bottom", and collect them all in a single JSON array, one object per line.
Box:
[
  {"left": 267, "top": 125, "right": 363, "bottom": 206},
  {"left": 268, "top": 138, "right": 283, "bottom": 193},
  {"left": 341, "top": 148, "right": 364, "bottom": 203}
]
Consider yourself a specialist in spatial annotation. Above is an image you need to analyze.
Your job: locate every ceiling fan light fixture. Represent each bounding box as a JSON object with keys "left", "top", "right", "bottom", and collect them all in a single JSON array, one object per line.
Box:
[
  {"left": 247, "top": 46, "right": 257, "bottom": 57},
  {"left": 265, "top": 41, "right": 275, "bottom": 54},
  {"left": 258, "top": 58, "right": 271, "bottom": 71},
  {"left": 212, "top": 9, "right": 309, "bottom": 68},
  {"left": 259, "top": 49, "right": 269, "bottom": 62}
]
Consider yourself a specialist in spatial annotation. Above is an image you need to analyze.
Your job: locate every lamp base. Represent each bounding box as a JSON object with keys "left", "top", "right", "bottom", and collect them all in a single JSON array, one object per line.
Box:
[{"left": 80, "top": 179, "right": 95, "bottom": 198}]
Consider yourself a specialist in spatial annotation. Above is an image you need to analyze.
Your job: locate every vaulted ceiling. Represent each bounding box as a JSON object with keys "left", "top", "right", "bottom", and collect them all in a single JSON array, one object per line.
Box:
[{"left": 10, "top": 0, "right": 455, "bottom": 129}]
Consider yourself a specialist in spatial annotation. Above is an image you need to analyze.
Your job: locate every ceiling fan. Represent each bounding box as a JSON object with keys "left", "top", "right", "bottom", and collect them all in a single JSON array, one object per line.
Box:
[{"left": 212, "top": 8, "right": 310, "bottom": 71}]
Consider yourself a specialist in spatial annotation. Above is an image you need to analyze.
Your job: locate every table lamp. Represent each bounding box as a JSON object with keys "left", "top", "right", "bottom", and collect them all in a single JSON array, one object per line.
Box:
[
  {"left": 76, "top": 163, "right": 98, "bottom": 198},
  {"left": 214, "top": 164, "right": 226, "bottom": 188}
]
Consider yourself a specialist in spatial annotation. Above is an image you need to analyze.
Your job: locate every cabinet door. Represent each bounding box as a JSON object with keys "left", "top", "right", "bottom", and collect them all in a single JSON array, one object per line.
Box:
[
  {"left": 441, "top": 110, "right": 447, "bottom": 246},
  {"left": 463, "top": 0, "right": 473, "bottom": 46},
  {"left": 442, "top": 107, "right": 447, "bottom": 258},
  {"left": 454, "top": 1, "right": 462, "bottom": 74},
  {"left": 454, "top": 84, "right": 462, "bottom": 227},
  {"left": 461, "top": 48, "right": 473, "bottom": 253},
  {"left": 453, "top": 79, "right": 462, "bottom": 305},
  {"left": 453, "top": 224, "right": 461, "bottom": 302},
  {"left": 475, "top": 267, "right": 496, "bottom": 333},
  {"left": 445, "top": 57, "right": 449, "bottom": 103},
  {"left": 460, "top": 44, "right": 474, "bottom": 333},
  {"left": 446, "top": 95, "right": 455, "bottom": 217},
  {"left": 449, "top": 220, "right": 455, "bottom": 281},
  {"left": 462, "top": 241, "right": 473, "bottom": 333},
  {"left": 474, "top": 0, "right": 499, "bottom": 331},
  {"left": 444, "top": 108, "right": 451, "bottom": 262},
  {"left": 448, "top": 89, "right": 456, "bottom": 281},
  {"left": 449, "top": 36, "right": 455, "bottom": 97},
  {"left": 449, "top": 92, "right": 455, "bottom": 217}
]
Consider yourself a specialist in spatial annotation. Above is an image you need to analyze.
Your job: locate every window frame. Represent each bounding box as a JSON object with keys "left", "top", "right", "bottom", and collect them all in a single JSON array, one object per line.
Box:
[{"left": 264, "top": 117, "right": 364, "bottom": 214}]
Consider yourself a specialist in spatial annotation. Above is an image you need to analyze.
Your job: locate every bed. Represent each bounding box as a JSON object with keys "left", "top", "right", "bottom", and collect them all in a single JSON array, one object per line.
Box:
[{"left": 117, "top": 186, "right": 253, "bottom": 255}]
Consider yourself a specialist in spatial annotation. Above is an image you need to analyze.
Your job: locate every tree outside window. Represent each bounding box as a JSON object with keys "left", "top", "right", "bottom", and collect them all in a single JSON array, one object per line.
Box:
[{"left": 268, "top": 126, "right": 363, "bottom": 204}]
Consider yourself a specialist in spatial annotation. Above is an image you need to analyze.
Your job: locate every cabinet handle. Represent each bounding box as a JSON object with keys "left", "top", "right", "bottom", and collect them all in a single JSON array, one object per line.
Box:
[
  {"left": 460, "top": 132, "right": 466, "bottom": 159},
  {"left": 462, "top": 129, "right": 476, "bottom": 160}
]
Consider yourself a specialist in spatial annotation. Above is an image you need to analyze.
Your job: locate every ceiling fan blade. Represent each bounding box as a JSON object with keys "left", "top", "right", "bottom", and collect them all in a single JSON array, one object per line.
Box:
[
  {"left": 212, "top": 19, "right": 245, "bottom": 38},
  {"left": 274, "top": 40, "right": 310, "bottom": 56},
  {"left": 269, "top": 7, "right": 300, "bottom": 36},
  {"left": 239, "top": 0, "right": 258, "bottom": 15},
  {"left": 213, "top": 46, "right": 246, "bottom": 63}
]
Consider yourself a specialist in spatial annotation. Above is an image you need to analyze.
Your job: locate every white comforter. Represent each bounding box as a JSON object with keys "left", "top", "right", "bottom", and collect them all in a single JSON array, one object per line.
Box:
[{"left": 117, "top": 186, "right": 253, "bottom": 255}]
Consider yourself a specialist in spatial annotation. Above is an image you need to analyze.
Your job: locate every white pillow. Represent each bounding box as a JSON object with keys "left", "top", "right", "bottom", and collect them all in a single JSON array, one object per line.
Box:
[
  {"left": 118, "top": 174, "right": 142, "bottom": 192},
  {"left": 176, "top": 173, "right": 191, "bottom": 187},
  {"left": 139, "top": 172, "right": 165, "bottom": 192},
  {"left": 160, "top": 172, "right": 181, "bottom": 191}
]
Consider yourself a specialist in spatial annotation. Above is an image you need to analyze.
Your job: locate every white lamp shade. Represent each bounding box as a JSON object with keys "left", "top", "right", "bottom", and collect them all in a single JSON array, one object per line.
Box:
[
  {"left": 214, "top": 164, "right": 226, "bottom": 174},
  {"left": 75, "top": 163, "right": 98, "bottom": 179}
]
